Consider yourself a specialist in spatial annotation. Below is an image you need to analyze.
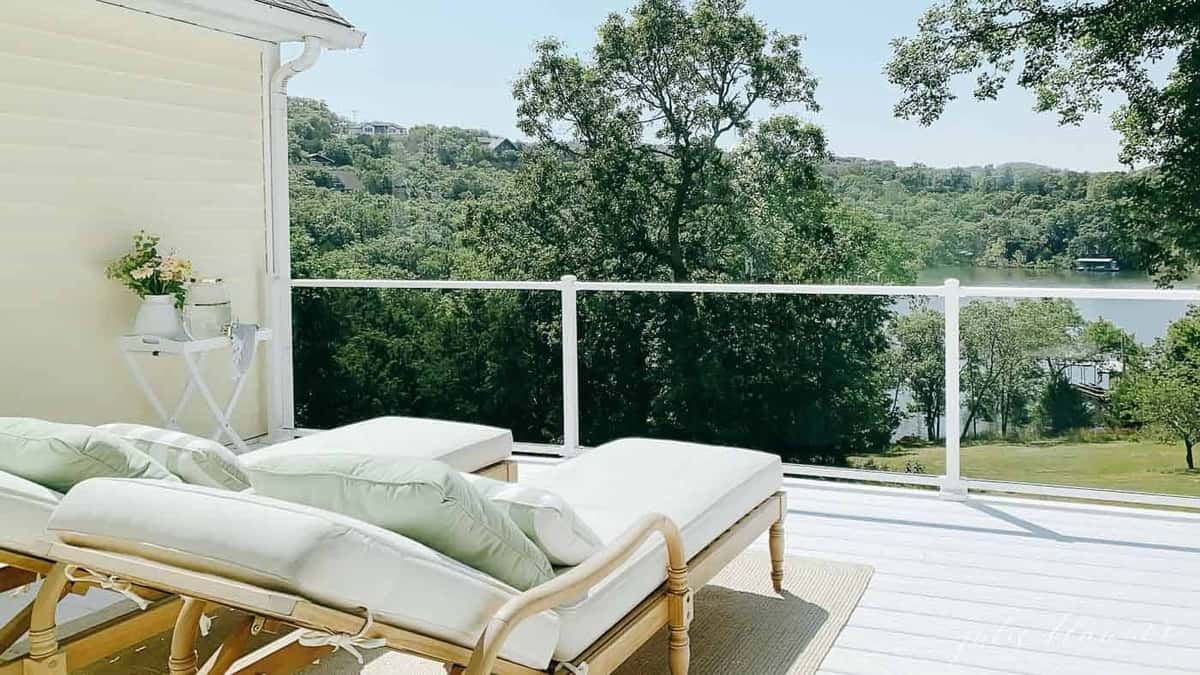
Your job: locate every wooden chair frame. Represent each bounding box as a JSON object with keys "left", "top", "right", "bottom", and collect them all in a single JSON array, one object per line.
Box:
[
  {"left": 22, "top": 491, "right": 786, "bottom": 675},
  {"left": 0, "top": 459, "right": 519, "bottom": 675},
  {"left": 473, "top": 459, "right": 519, "bottom": 483},
  {"left": 0, "top": 548, "right": 179, "bottom": 675}
]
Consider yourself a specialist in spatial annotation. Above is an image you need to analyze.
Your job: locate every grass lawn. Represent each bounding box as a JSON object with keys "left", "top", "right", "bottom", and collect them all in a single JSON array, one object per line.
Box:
[{"left": 850, "top": 439, "right": 1200, "bottom": 496}]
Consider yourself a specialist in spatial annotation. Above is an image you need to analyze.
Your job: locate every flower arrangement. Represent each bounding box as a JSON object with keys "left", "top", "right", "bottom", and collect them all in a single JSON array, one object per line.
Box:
[{"left": 105, "top": 231, "right": 192, "bottom": 308}]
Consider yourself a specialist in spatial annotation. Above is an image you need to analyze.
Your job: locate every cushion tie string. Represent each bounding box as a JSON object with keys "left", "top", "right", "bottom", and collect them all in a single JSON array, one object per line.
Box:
[
  {"left": 63, "top": 566, "right": 149, "bottom": 610},
  {"left": 561, "top": 662, "right": 589, "bottom": 675},
  {"left": 297, "top": 609, "right": 386, "bottom": 664},
  {"left": 199, "top": 613, "right": 213, "bottom": 637}
]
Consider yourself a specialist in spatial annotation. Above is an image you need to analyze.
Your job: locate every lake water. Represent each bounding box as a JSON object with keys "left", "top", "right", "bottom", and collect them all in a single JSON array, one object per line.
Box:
[{"left": 914, "top": 265, "right": 1200, "bottom": 344}]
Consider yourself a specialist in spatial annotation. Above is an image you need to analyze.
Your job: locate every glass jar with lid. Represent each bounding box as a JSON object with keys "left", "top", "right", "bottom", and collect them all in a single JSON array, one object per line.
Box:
[{"left": 183, "top": 278, "right": 232, "bottom": 339}]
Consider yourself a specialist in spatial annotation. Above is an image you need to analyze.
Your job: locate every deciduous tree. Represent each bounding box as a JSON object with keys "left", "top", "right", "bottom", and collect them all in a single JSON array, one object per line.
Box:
[{"left": 888, "top": 0, "right": 1200, "bottom": 281}]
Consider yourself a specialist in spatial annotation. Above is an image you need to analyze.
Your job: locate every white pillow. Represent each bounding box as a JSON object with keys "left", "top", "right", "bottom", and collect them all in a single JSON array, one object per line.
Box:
[
  {"left": 99, "top": 423, "right": 249, "bottom": 491},
  {"left": 465, "top": 474, "right": 603, "bottom": 566}
]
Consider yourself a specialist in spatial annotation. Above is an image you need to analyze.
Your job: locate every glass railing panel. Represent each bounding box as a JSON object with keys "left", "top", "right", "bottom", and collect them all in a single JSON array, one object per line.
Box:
[
  {"left": 291, "top": 287, "right": 563, "bottom": 445},
  {"left": 577, "top": 291, "right": 944, "bottom": 477},
  {"left": 954, "top": 295, "right": 1200, "bottom": 497}
]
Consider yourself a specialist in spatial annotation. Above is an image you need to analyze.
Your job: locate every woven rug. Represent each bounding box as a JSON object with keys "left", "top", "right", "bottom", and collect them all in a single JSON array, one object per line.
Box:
[
  {"left": 309, "top": 550, "right": 873, "bottom": 675},
  {"left": 65, "top": 550, "right": 872, "bottom": 674}
]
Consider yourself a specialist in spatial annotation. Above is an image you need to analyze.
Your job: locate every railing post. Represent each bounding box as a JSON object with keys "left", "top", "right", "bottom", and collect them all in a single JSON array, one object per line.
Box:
[
  {"left": 942, "top": 278, "right": 968, "bottom": 500},
  {"left": 560, "top": 275, "right": 580, "bottom": 456}
]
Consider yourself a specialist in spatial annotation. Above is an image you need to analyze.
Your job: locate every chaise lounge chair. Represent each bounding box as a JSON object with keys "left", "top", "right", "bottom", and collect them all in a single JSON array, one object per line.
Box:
[
  {"left": 24, "top": 438, "right": 785, "bottom": 675},
  {"left": 247, "top": 416, "right": 520, "bottom": 483},
  {"left": 0, "top": 416, "right": 519, "bottom": 674},
  {"left": 0, "top": 469, "right": 180, "bottom": 675}
]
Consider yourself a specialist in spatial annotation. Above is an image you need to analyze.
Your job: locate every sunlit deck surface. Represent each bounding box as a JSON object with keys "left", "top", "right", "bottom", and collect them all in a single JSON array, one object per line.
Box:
[{"left": 523, "top": 458, "right": 1200, "bottom": 675}]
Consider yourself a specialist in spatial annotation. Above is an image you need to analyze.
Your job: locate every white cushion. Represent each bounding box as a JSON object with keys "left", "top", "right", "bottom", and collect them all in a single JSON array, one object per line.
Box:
[
  {"left": 0, "top": 469, "right": 61, "bottom": 557},
  {"left": 98, "top": 423, "right": 249, "bottom": 490},
  {"left": 242, "top": 417, "right": 512, "bottom": 473},
  {"left": 47, "top": 478, "right": 559, "bottom": 670},
  {"left": 527, "top": 438, "right": 782, "bottom": 662},
  {"left": 464, "top": 474, "right": 603, "bottom": 567}
]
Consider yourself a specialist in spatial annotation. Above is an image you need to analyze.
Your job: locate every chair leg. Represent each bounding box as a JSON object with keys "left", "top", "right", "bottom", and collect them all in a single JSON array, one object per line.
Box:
[
  {"left": 203, "top": 613, "right": 256, "bottom": 675},
  {"left": 769, "top": 519, "right": 785, "bottom": 592},
  {"left": 666, "top": 564, "right": 691, "bottom": 675},
  {"left": 24, "top": 562, "right": 70, "bottom": 675},
  {"left": 169, "top": 597, "right": 207, "bottom": 675}
]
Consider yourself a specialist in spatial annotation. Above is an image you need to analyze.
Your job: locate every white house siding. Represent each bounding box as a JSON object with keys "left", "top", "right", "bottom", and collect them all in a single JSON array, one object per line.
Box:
[{"left": 0, "top": 0, "right": 273, "bottom": 438}]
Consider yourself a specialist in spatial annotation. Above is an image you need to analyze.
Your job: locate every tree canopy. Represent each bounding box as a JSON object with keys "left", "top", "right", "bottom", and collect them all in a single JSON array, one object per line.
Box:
[{"left": 888, "top": 0, "right": 1200, "bottom": 282}]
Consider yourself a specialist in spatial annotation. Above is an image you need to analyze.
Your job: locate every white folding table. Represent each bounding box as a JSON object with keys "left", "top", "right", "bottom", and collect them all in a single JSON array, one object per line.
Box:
[{"left": 118, "top": 330, "right": 272, "bottom": 452}]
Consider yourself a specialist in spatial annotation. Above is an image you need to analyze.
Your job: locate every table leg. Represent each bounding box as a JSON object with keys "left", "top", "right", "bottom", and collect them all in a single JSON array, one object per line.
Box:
[
  {"left": 182, "top": 353, "right": 248, "bottom": 452},
  {"left": 211, "top": 370, "right": 250, "bottom": 450},
  {"left": 122, "top": 351, "right": 171, "bottom": 426},
  {"left": 167, "top": 352, "right": 205, "bottom": 429}
]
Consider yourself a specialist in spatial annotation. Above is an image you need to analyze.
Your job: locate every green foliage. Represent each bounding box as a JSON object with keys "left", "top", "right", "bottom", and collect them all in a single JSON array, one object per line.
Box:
[
  {"left": 1129, "top": 308, "right": 1200, "bottom": 469},
  {"left": 472, "top": 0, "right": 905, "bottom": 461},
  {"left": 288, "top": 1, "right": 911, "bottom": 462},
  {"left": 887, "top": 0, "right": 1200, "bottom": 282},
  {"left": 958, "top": 298, "right": 1091, "bottom": 439},
  {"left": 824, "top": 157, "right": 1142, "bottom": 270},
  {"left": 288, "top": 98, "right": 341, "bottom": 162},
  {"left": 512, "top": 0, "right": 819, "bottom": 282},
  {"left": 283, "top": 2, "right": 1190, "bottom": 466},
  {"left": 891, "top": 305, "right": 945, "bottom": 440},
  {"left": 1038, "top": 373, "right": 1092, "bottom": 435}
]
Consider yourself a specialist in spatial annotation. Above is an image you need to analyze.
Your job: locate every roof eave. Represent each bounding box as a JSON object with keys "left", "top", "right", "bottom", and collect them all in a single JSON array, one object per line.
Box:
[{"left": 99, "top": 0, "right": 365, "bottom": 49}]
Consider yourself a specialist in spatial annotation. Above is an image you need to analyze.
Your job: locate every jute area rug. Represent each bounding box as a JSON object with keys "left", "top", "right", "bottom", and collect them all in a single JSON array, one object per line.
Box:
[
  {"left": 307, "top": 550, "right": 873, "bottom": 675},
  {"left": 68, "top": 550, "right": 873, "bottom": 674}
]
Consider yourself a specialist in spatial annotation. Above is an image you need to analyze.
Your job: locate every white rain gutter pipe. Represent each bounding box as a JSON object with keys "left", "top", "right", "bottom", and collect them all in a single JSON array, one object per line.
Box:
[
  {"left": 266, "top": 36, "right": 322, "bottom": 436},
  {"left": 271, "top": 35, "right": 323, "bottom": 95}
]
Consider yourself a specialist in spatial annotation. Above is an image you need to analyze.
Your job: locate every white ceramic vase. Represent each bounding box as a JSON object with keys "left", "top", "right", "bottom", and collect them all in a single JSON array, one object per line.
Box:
[{"left": 132, "top": 295, "right": 184, "bottom": 338}]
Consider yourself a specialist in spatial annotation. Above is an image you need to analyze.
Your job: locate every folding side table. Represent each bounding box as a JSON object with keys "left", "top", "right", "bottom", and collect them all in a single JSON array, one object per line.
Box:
[{"left": 118, "top": 330, "right": 272, "bottom": 452}]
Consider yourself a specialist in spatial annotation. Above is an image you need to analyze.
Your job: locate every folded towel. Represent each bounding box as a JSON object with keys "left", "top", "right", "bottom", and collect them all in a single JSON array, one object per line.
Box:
[{"left": 230, "top": 322, "right": 259, "bottom": 379}]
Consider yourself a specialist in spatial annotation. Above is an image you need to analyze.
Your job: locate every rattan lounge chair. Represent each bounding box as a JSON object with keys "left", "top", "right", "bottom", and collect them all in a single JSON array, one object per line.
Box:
[{"left": 24, "top": 439, "right": 785, "bottom": 675}]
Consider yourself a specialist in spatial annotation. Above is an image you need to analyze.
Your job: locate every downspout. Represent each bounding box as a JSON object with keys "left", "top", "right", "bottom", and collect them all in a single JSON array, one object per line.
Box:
[
  {"left": 266, "top": 36, "right": 322, "bottom": 438},
  {"left": 272, "top": 36, "right": 323, "bottom": 95}
]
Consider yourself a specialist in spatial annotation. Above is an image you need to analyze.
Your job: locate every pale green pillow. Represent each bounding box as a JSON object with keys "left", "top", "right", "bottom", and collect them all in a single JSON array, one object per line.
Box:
[
  {"left": 243, "top": 453, "right": 554, "bottom": 590},
  {"left": 0, "top": 417, "right": 177, "bottom": 492},
  {"left": 99, "top": 423, "right": 249, "bottom": 491},
  {"left": 465, "top": 474, "right": 603, "bottom": 566}
]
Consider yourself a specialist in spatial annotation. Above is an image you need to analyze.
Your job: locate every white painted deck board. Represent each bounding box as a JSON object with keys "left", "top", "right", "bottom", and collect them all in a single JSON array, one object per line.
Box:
[{"left": 770, "top": 476, "right": 1200, "bottom": 674}]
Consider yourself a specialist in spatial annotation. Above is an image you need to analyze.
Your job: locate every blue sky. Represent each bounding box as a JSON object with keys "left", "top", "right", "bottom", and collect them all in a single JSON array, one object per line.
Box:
[{"left": 290, "top": 1, "right": 1127, "bottom": 171}]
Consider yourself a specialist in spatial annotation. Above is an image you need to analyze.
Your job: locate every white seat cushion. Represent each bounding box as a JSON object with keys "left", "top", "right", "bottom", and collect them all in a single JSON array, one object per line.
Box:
[
  {"left": 47, "top": 478, "right": 559, "bottom": 670},
  {"left": 0, "top": 470, "right": 61, "bottom": 557},
  {"left": 242, "top": 417, "right": 512, "bottom": 473},
  {"left": 526, "top": 438, "right": 782, "bottom": 662}
]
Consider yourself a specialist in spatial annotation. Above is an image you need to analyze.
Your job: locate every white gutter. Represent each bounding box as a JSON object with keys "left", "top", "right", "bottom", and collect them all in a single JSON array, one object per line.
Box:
[
  {"left": 271, "top": 36, "right": 324, "bottom": 94},
  {"left": 266, "top": 36, "right": 322, "bottom": 437}
]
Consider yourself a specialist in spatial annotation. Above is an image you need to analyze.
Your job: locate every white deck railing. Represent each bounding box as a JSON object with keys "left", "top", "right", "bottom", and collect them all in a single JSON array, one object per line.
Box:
[{"left": 288, "top": 276, "right": 1200, "bottom": 509}]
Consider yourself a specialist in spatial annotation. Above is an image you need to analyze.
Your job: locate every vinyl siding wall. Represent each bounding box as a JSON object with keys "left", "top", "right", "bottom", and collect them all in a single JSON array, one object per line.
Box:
[{"left": 0, "top": 0, "right": 273, "bottom": 438}]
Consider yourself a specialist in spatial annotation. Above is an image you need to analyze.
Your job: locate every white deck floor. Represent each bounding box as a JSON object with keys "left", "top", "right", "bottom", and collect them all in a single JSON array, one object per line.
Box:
[{"left": 773, "top": 476, "right": 1200, "bottom": 675}]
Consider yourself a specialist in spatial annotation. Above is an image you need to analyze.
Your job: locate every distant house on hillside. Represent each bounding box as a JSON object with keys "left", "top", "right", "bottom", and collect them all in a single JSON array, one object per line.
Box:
[
  {"left": 476, "top": 136, "right": 517, "bottom": 154},
  {"left": 357, "top": 121, "right": 407, "bottom": 136},
  {"left": 307, "top": 151, "right": 335, "bottom": 166}
]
